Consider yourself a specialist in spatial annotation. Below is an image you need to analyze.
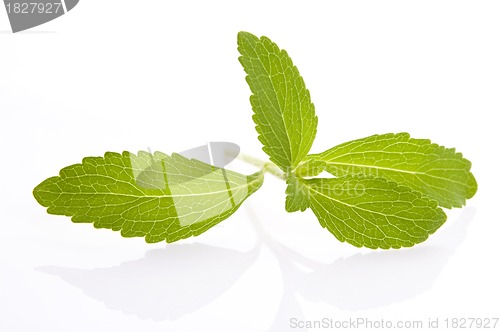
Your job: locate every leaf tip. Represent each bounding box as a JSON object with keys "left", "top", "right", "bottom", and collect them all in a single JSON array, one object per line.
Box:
[
  {"left": 33, "top": 176, "right": 59, "bottom": 208},
  {"left": 237, "top": 31, "right": 258, "bottom": 49}
]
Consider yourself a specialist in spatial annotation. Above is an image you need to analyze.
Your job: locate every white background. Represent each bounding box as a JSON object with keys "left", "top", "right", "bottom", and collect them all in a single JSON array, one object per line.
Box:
[{"left": 1, "top": 1, "right": 499, "bottom": 331}]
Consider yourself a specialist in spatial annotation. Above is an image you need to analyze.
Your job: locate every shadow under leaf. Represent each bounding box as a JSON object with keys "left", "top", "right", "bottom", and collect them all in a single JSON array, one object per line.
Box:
[{"left": 37, "top": 243, "right": 259, "bottom": 321}]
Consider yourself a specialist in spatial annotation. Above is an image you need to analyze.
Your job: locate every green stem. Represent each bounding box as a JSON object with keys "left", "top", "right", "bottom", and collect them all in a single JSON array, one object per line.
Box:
[{"left": 238, "top": 153, "right": 287, "bottom": 181}]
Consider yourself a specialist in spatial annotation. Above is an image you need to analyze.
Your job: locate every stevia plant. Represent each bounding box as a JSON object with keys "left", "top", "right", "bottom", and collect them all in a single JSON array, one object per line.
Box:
[{"left": 33, "top": 31, "right": 477, "bottom": 249}]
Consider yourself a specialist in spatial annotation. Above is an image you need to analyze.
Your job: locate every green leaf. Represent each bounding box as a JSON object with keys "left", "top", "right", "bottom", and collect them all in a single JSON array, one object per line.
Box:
[
  {"left": 285, "top": 174, "right": 309, "bottom": 212},
  {"left": 33, "top": 151, "right": 264, "bottom": 243},
  {"left": 304, "top": 133, "right": 477, "bottom": 208},
  {"left": 302, "top": 176, "right": 447, "bottom": 249},
  {"left": 285, "top": 159, "right": 324, "bottom": 212},
  {"left": 237, "top": 31, "right": 317, "bottom": 172},
  {"left": 294, "top": 158, "right": 326, "bottom": 177}
]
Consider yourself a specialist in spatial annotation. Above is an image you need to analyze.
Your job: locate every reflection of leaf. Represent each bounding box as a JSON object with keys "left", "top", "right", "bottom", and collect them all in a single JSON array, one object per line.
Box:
[
  {"left": 238, "top": 31, "right": 317, "bottom": 172},
  {"left": 298, "top": 208, "right": 474, "bottom": 310},
  {"left": 33, "top": 151, "right": 263, "bottom": 243},
  {"left": 248, "top": 205, "right": 473, "bottom": 314},
  {"left": 304, "top": 133, "right": 477, "bottom": 208},
  {"left": 302, "top": 176, "right": 447, "bottom": 249},
  {"left": 300, "top": 248, "right": 449, "bottom": 311},
  {"left": 37, "top": 244, "right": 260, "bottom": 321}
]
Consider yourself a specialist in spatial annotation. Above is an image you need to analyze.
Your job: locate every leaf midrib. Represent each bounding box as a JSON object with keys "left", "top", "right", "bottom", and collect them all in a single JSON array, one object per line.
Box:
[
  {"left": 319, "top": 160, "right": 470, "bottom": 186},
  {"left": 257, "top": 45, "right": 294, "bottom": 167},
  {"left": 43, "top": 172, "right": 263, "bottom": 199}
]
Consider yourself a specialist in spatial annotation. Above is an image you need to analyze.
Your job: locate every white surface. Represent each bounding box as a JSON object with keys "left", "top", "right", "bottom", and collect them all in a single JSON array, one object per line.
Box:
[{"left": 1, "top": 1, "right": 499, "bottom": 331}]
